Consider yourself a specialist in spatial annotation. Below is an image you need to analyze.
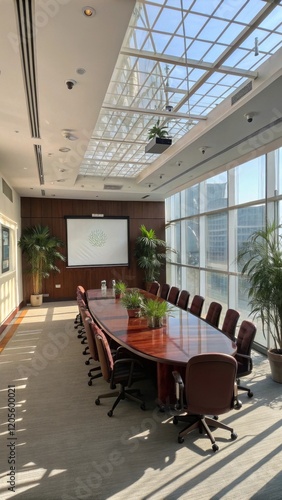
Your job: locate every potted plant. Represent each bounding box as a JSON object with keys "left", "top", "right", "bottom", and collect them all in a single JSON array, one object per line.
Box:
[
  {"left": 142, "top": 298, "right": 172, "bottom": 328},
  {"left": 120, "top": 290, "right": 144, "bottom": 318},
  {"left": 114, "top": 281, "right": 127, "bottom": 298},
  {"left": 237, "top": 221, "right": 282, "bottom": 383},
  {"left": 135, "top": 224, "right": 168, "bottom": 290},
  {"left": 145, "top": 118, "right": 172, "bottom": 154},
  {"left": 18, "top": 224, "right": 65, "bottom": 306}
]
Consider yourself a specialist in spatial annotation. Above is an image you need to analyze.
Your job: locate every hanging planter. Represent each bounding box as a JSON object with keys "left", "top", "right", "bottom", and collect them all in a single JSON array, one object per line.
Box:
[{"left": 145, "top": 119, "right": 172, "bottom": 154}]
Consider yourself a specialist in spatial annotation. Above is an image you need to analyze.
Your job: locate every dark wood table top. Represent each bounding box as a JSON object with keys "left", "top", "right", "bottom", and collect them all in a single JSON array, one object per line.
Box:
[{"left": 86, "top": 289, "right": 236, "bottom": 366}]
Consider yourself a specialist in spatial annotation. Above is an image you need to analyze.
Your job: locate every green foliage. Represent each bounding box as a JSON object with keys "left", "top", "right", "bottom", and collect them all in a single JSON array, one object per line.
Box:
[
  {"left": 18, "top": 224, "right": 65, "bottom": 295},
  {"left": 135, "top": 224, "right": 168, "bottom": 283},
  {"left": 114, "top": 281, "right": 127, "bottom": 294},
  {"left": 147, "top": 119, "right": 169, "bottom": 140},
  {"left": 237, "top": 221, "right": 282, "bottom": 350},
  {"left": 142, "top": 298, "right": 172, "bottom": 319},
  {"left": 120, "top": 290, "right": 143, "bottom": 309}
]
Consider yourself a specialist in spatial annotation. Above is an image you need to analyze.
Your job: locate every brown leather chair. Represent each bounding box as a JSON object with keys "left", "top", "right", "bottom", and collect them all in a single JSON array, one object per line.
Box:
[
  {"left": 205, "top": 301, "right": 222, "bottom": 328},
  {"left": 177, "top": 290, "right": 190, "bottom": 311},
  {"left": 221, "top": 309, "right": 240, "bottom": 340},
  {"left": 167, "top": 286, "right": 180, "bottom": 305},
  {"left": 172, "top": 353, "right": 241, "bottom": 452},
  {"left": 148, "top": 282, "right": 160, "bottom": 296},
  {"left": 93, "top": 323, "right": 146, "bottom": 417},
  {"left": 160, "top": 283, "right": 170, "bottom": 300},
  {"left": 235, "top": 320, "right": 257, "bottom": 398},
  {"left": 81, "top": 313, "right": 102, "bottom": 385},
  {"left": 189, "top": 295, "right": 205, "bottom": 317}
]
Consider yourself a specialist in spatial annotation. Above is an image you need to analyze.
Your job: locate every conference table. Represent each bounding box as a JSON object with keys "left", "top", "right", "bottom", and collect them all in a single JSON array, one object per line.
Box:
[{"left": 86, "top": 288, "right": 236, "bottom": 406}]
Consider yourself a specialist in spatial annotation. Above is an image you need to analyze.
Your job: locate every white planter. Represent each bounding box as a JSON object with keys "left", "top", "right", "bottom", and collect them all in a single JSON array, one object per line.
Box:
[
  {"left": 30, "top": 294, "right": 43, "bottom": 307},
  {"left": 145, "top": 137, "right": 172, "bottom": 154}
]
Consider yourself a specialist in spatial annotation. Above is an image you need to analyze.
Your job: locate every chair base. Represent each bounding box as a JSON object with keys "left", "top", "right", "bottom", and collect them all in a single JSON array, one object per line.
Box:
[
  {"left": 173, "top": 414, "right": 237, "bottom": 452},
  {"left": 95, "top": 386, "right": 146, "bottom": 416},
  {"left": 238, "top": 383, "right": 253, "bottom": 398}
]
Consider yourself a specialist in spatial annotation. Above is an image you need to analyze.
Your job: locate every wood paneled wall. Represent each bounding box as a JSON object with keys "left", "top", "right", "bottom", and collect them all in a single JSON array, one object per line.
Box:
[{"left": 20, "top": 198, "right": 165, "bottom": 302}]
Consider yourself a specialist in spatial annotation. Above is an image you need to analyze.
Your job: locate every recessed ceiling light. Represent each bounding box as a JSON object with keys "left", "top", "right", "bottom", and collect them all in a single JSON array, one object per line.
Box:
[
  {"left": 62, "top": 131, "right": 78, "bottom": 141},
  {"left": 59, "top": 147, "right": 71, "bottom": 152},
  {"left": 76, "top": 68, "right": 86, "bottom": 75},
  {"left": 83, "top": 6, "right": 96, "bottom": 17}
]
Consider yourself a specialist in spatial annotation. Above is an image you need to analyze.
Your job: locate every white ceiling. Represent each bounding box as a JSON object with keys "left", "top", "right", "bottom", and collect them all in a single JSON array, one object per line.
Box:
[{"left": 0, "top": 0, "right": 282, "bottom": 202}]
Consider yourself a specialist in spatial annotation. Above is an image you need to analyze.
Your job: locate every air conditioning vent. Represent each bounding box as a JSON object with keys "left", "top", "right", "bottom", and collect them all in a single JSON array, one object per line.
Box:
[
  {"left": 103, "top": 184, "right": 123, "bottom": 190},
  {"left": 2, "top": 178, "right": 13, "bottom": 202},
  {"left": 231, "top": 81, "right": 252, "bottom": 105}
]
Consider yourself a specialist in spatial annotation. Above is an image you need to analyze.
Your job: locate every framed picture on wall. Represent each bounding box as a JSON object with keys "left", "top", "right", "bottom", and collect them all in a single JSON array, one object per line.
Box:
[{"left": 2, "top": 225, "right": 10, "bottom": 273}]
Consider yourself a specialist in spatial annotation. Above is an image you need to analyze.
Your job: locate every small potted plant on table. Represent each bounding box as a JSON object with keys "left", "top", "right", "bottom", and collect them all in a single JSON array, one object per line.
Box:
[
  {"left": 142, "top": 298, "right": 172, "bottom": 328},
  {"left": 121, "top": 290, "right": 144, "bottom": 318},
  {"left": 114, "top": 281, "right": 127, "bottom": 299}
]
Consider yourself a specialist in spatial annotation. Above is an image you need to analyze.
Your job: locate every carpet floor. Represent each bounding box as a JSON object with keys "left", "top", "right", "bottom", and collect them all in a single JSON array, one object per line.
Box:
[{"left": 0, "top": 301, "right": 281, "bottom": 500}]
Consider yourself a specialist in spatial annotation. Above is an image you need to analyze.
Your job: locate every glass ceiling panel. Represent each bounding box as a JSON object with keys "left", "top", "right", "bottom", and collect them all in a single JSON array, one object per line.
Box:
[{"left": 80, "top": 0, "right": 282, "bottom": 179}]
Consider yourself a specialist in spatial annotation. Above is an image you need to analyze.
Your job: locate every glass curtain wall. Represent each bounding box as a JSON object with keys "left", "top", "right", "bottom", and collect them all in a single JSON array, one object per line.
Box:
[{"left": 166, "top": 148, "right": 282, "bottom": 350}]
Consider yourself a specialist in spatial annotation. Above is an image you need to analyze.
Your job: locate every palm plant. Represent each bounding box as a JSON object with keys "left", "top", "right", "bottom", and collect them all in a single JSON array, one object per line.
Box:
[
  {"left": 147, "top": 119, "right": 169, "bottom": 140},
  {"left": 237, "top": 221, "right": 282, "bottom": 352},
  {"left": 134, "top": 224, "right": 168, "bottom": 284},
  {"left": 18, "top": 224, "right": 65, "bottom": 295}
]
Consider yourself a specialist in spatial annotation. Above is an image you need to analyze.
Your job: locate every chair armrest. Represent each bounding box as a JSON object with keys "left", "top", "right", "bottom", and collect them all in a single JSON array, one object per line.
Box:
[
  {"left": 236, "top": 352, "right": 253, "bottom": 370},
  {"left": 172, "top": 370, "right": 184, "bottom": 410},
  {"left": 233, "top": 381, "right": 242, "bottom": 410},
  {"left": 112, "top": 357, "right": 144, "bottom": 386}
]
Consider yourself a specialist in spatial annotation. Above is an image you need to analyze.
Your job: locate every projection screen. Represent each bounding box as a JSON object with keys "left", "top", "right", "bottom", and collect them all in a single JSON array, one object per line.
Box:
[{"left": 65, "top": 216, "right": 129, "bottom": 267}]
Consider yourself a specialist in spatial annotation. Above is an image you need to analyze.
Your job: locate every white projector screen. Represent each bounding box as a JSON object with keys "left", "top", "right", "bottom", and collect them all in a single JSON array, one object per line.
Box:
[{"left": 66, "top": 216, "right": 129, "bottom": 267}]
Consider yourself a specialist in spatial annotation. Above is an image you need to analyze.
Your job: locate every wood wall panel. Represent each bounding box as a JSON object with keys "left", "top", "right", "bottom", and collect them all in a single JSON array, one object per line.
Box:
[{"left": 20, "top": 198, "right": 165, "bottom": 302}]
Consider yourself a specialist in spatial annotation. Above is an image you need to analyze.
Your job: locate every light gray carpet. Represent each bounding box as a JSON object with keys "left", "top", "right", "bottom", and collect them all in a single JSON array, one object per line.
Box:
[{"left": 0, "top": 302, "right": 282, "bottom": 500}]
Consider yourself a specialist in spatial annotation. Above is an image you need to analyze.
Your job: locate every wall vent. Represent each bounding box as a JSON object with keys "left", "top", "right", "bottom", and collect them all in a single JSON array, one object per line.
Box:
[
  {"left": 2, "top": 178, "right": 13, "bottom": 202},
  {"left": 103, "top": 184, "right": 123, "bottom": 190},
  {"left": 231, "top": 81, "right": 252, "bottom": 105}
]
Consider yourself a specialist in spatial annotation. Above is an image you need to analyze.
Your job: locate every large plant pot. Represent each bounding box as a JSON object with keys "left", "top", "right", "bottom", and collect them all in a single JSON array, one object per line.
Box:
[
  {"left": 267, "top": 348, "right": 282, "bottom": 383},
  {"left": 30, "top": 294, "right": 43, "bottom": 307}
]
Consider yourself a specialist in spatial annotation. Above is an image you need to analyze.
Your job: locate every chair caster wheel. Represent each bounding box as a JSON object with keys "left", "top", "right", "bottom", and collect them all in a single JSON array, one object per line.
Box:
[
  {"left": 85, "top": 360, "right": 90, "bottom": 365},
  {"left": 212, "top": 444, "right": 219, "bottom": 452},
  {"left": 248, "top": 391, "right": 253, "bottom": 398},
  {"left": 95, "top": 399, "right": 100, "bottom": 406},
  {"left": 173, "top": 416, "right": 178, "bottom": 425},
  {"left": 178, "top": 436, "right": 184, "bottom": 444},
  {"left": 140, "top": 403, "right": 146, "bottom": 411},
  {"left": 213, "top": 415, "right": 218, "bottom": 420},
  {"left": 231, "top": 432, "right": 237, "bottom": 440},
  {"left": 88, "top": 380, "right": 92, "bottom": 386},
  {"left": 107, "top": 410, "right": 113, "bottom": 417}
]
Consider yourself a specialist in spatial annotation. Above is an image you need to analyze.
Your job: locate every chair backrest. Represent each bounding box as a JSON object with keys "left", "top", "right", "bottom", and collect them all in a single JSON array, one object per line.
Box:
[
  {"left": 91, "top": 323, "right": 114, "bottom": 381},
  {"left": 185, "top": 353, "right": 237, "bottom": 416},
  {"left": 189, "top": 295, "right": 205, "bottom": 317},
  {"left": 177, "top": 290, "right": 190, "bottom": 310},
  {"left": 236, "top": 320, "right": 256, "bottom": 357},
  {"left": 83, "top": 312, "right": 99, "bottom": 361},
  {"left": 205, "top": 301, "right": 222, "bottom": 328},
  {"left": 160, "top": 283, "right": 170, "bottom": 300},
  {"left": 77, "top": 285, "right": 86, "bottom": 302},
  {"left": 221, "top": 309, "right": 240, "bottom": 339},
  {"left": 167, "top": 286, "right": 180, "bottom": 305},
  {"left": 148, "top": 282, "right": 160, "bottom": 296}
]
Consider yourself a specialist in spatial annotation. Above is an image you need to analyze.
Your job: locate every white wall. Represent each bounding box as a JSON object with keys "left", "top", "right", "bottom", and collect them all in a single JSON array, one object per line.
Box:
[{"left": 0, "top": 178, "right": 22, "bottom": 327}]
